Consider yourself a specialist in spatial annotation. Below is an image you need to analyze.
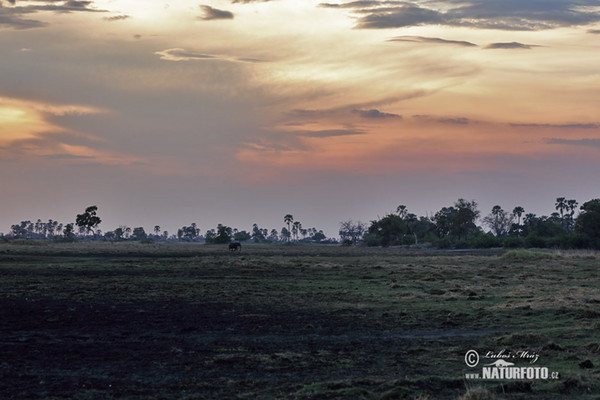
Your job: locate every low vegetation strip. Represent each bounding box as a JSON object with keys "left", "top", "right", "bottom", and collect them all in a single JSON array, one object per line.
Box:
[{"left": 0, "top": 243, "right": 598, "bottom": 399}]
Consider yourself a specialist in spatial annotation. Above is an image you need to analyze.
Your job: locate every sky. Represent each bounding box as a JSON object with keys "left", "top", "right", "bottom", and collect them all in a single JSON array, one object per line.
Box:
[{"left": 1, "top": 0, "right": 599, "bottom": 238}]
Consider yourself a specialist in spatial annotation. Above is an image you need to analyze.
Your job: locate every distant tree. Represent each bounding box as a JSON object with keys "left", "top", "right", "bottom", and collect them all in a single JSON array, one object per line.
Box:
[
  {"left": 366, "top": 214, "right": 407, "bottom": 247},
  {"left": 280, "top": 227, "right": 291, "bottom": 242},
  {"left": 131, "top": 227, "right": 147, "bottom": 241},
  {"left": 114, "top": 227, "right": 125, "bottom": 241},
  {"left": 233, "top": 230, "right": 251, "bottom": 242},
  {"left": 483, "top": 205, "right": 513, "bottom": 237},
  {"left": 268, "top": 229, "right": 279, "bottom": 242},
  {"left": 251, "top": 223, "right": 266, "bottom": 242},
  {"left": 339, "top": 220, "right": 366, "bottom": 245},
  {"left": 154, "top": 225, "right": 161, "bottom": 236},
  {"left": 284, "top": 214, "right": 294, "bottom": 242},
  {"left": 512, "top": 206, "right": 525, "bottom": 226},
  {"left": 10, "top": 221, "right": 30, "bottom": 238},
  {"left": 293, "top": 221, "right": 302, "bottom": 241},
  {"left": 575, "top": 199, "right": 600, "bottom": 247},
  {"left": 555, "top": 197, "right": 567, "bottom": 219},
  {"left": 178, "top": 223, "right": 200, "bottom": 241},
  {"left": 396, "top": 205, "right": 408, "bottom": 219},
  {"left": 204, "top": 229, "right": 216, "bottom": 242},
  {"left": 311, "top": 230, "right": 326, "bottom": 242},
  {"left": 432, "top": 207, "right": 455, "bottom": 238},
  {"left": 453, "top": 199, "right": 480, "bottom": 239},
  {"left": 565, "top": 199, "right": 579, "bottom": 231},
  {"left": 63, "top": 223, "right": 75, "bottom": 241},
  {"left": 104, "top": 231, "right": 116, "bottom": 242},
  {"left": 214, "top": 224, "right": 232, "bottom": 244},
  {"left": 75, "top": 205, "right": 101, "bottom": 238}
]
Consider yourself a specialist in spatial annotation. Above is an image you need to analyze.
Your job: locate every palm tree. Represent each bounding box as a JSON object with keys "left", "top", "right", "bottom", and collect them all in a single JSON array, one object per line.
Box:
[
  {"left": 512, "top": 206, "right": 525, "bottom": 226},
  {"left": 396, "top": 205, "right": 408, "bottom": 219},
  {"left": 555, "top": 197, "right": 567, "bottom": 219},
  {"left": 284, "top": 214, "right": 293, "bottom": 241},
  {"left": 293, "top": 221, "right": 302, "bottom": 241}
]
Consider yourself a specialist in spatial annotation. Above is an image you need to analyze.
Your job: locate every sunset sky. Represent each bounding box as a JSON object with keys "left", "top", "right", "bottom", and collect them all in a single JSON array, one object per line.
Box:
[{"left": 1, "top": 0, "right": 599, "bottom": 237}]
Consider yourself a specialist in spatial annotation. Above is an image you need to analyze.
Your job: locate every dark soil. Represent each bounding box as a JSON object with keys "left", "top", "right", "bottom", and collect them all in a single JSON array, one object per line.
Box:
[{"left": 1, "top": 296, "right": 476, "bottom": 399}]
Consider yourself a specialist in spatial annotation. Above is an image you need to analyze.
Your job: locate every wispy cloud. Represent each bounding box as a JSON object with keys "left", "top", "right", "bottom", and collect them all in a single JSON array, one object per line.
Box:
[
  {"left": 155, "top": 48, "right": 265, "bottom": 63},
  {"left": 512, "top": 123, "right": 600, "bottom": 129},
  {"left": 352, "top": 109, "right": 401, "bottom": 119},
  {"left": 485, "top": 42, "right": 539, "bottom": 49},
  {"left": 387, "top": 35, "right": 477, "bottom": 47},
  {"left": 103, "top": 15, "right": 130, "bottom": 22},
  {"left": 545, "top": 138, "right": 600, "bottom": 149},
  {"left": 413, "top": 115, "right": 471, "bottom": 125},
  {"left": 295, "top": 128, "right": 366, "bottom": 138}
]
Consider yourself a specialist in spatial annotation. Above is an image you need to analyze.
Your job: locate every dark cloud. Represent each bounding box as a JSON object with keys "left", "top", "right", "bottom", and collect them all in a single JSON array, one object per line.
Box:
[
  {"left": 352, "top": 109, "right": 402, "bottom": 119},
  {"left": 296, "top": 129, "right": 366, "bottom": 137},
  {"left": 320, "top": 1, "right": 396, "bottom": 8},
  {"left": 413, "top": 115, "right": 470, "bottom": 124},
  {"left": 357, "top": 5, "right": 444, "bottom": 28},
  {"left": 439, "top": 117, "right": 470, "bottom": 125},
  {"left": 232, "top": 0, "right": 275, "bottom": 3},
  {"left": 324, "top": 0, "right": 600, "bottom": 31},
  {"left": 512, "top": 123, "right": 599, "bottom": 129},
  {"left": 199, "top": 5, "right": 234, "bottom": 20},
  {"left": 485, "top": 42, "right": 537, "bottom": 49},
  {"left": 545, "top": 138, "right": 600, "bottom": 149},
  {"left": 103, "top": 14, "right": 130, "bottom": 21},
  {"left": 388, "top": 35, "right": 477, "bottom": 47},
  {"left": 0, "top": 0, "right": 105, "bottom": 29},
  {"left": 588, "top": 29, "right": 600, "bottom": 34}
]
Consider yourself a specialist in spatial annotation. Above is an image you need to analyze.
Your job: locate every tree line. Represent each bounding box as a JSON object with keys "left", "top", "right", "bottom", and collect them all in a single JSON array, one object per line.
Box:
[
  {"left": 4, "top": 207, "right": 331, "bottom": 244},
  {"left": 3, "top": 197, "right": 600, "bottom": 249},
  {"left": 339, "top": 197, "right": 600, "bottom": 249}
]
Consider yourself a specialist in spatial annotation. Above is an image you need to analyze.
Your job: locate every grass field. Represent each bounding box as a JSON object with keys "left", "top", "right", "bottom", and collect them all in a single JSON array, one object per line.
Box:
[{"left": 1, "top": 242, "right": 599, "bottom": 399}]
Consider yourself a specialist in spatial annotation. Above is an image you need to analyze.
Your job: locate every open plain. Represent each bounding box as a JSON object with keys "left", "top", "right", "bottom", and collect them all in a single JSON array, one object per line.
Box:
[{"left": 1, "top": 242, "right": 599, "bottom": 399}]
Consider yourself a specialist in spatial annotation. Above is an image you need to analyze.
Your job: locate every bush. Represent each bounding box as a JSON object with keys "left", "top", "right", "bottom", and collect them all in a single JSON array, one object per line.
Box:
[
  {"left": 472, "top": 233, "right": 502, "bottom": 248},
  {"left": 363, "top": 233, "right": 381, "bottom": 247},
  {"left": 524, "top": 233, "right": 547, "bottom": 248},
  {"left": 503, "top": 236, "right": 524, "bottom": 248}
]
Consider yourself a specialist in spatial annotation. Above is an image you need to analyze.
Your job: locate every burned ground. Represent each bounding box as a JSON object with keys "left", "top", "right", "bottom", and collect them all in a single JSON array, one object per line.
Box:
[{"left": 0, "top": 244, "right": 598, "bottom": 399}]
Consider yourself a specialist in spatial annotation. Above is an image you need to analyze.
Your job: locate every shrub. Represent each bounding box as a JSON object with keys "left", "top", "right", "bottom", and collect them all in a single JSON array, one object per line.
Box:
[
  {"left": 472, "top": 233, "right": 502, "bottom": 248},
  {"left": 524, "top": 233, "right": 547, "bottom": 248},
  {"left": 503, "top": 236, "right": 524, "bottom": 248}
]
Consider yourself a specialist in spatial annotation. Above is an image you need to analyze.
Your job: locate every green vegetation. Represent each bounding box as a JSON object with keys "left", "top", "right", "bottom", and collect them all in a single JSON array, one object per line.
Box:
[
  {"left": 1, "top": 242, "right": 598, "bottom": 399},
  {"left": 4, "top": 197, "right": 600, "bottom": 250}
]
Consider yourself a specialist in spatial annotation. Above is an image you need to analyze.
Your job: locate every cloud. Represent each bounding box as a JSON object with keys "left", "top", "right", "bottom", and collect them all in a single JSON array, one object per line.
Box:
[
  {"left": 155, "top": 48, "right": 265, "bottom": 63},
  {"left": 323, "top": 0, "right": 600, "bottom": 31},
  {"left": 199, "top": 5, "right": 234, "bottom": 20},
  {"left": 356, "top": 5, "right": 444, "bottom": 29},
  {"left": 352, "top": 109, "right": 401, "bottom": 119},
  {"left": 232, "top": 0, "right": 275, "bottom": 3},
  {"left": 545, "top": 138, "right": 600, "bottom": 149},
  {"left": 103, "top": 15, "right": 130, "bottom": 21},
  {"left": 0, "top": 0, "right": 106, "bottom": 29},
  {"left": 512, "top": 123, "right": 600, "bottom": 129},
  {"left": 387, "top": 35, "right": 477, "bottom": 47},
  {"left": 589, "top": 29, "right": 600, "bottom": 34},
  {"left": 485, "top": 42, "right": 538, "bottom": 49},
  {"left": 295, "top": 129, "right": 366, "bottom": 137},
  {"left": 413, "top": 115, "right": 470, "bottom": 125}
]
